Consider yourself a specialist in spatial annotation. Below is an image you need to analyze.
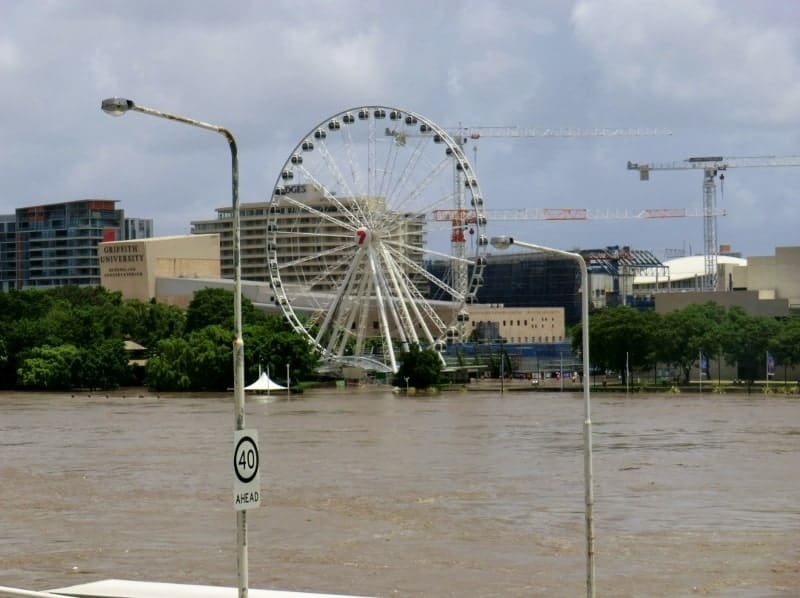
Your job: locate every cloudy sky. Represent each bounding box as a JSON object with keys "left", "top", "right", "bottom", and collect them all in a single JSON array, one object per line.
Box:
[{"left": 2, "top": 0, "right": 799, "bottom": 260}]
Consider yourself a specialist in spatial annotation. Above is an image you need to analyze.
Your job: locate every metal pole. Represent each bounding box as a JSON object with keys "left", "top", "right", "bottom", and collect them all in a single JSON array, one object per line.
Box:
[
  {"left": 500, "top": 342, "right": 504, "bottom": 393},
  {"left": 100, "top": 98, "right": 248, "bottom": 598},
  {"left": 699, "top": 351, "right": 703, "bottom": 393},
  {"left": 489, "top": 236, "right": 595, "bottom": 598}
]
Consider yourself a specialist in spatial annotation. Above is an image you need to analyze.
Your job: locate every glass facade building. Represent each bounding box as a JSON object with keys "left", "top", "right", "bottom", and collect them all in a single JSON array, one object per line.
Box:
[
  {"left": 0, "top": 200, "right": 153, "bottom": 289},
  {"left": 430, "top": 253, "right": 582, "bottom": 326}
]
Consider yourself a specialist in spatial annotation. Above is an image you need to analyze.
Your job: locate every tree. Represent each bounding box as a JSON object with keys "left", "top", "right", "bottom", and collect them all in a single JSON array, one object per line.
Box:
[
  {"left": 656, "top": 302, "right": 725, "bottom": 383},
  {"left": 720, "top": 307, "right": 779, "bottom": 383},
  {"left": 185, "top": 325, "right": 236, "bottom": 391},
  {"left": 185, "top": 288, "right": 268, "bottom": 334},
  {"left": 770, "top": 316, "right": 800, "bottom": 382},
  {"left": 244, "top": 325, "right": 319, "bottom": 385},
  {"left": 393, "top": 344, "right": 443, "bottom": 389},
  {"left": 120, "top": 299, "right": 185, "bottom": 349},
  {"left": 78, "top": 339, "right": 130, "bottom": 390},
  {"left": 145, "top": 337, "right": 194, "bottom": 391},
  {"left": 582, "top": 306, "right": 656, "bottom": 383},
  {"left": 17, "top": 344, "right": 82, "bottom": 390}
]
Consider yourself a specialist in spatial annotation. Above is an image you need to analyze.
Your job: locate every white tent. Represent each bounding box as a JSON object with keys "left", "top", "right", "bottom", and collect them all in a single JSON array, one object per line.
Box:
[{"left": 244, "top": 372, "right": 286, "bottom": 391}]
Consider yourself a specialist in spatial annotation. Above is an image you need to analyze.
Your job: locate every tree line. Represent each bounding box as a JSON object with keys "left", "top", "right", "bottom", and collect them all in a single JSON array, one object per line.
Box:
[
  {"left": 3, "top": 287, "right": 797, "bottom": 392},
  {"left": 0, "top": 286, "right": 318, "bottom": 392},
  {"left": 570, "top": 302, "right": 800, "bottom": 384}
]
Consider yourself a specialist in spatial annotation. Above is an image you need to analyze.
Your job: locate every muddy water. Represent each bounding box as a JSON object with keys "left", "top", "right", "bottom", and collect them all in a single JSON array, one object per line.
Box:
[{"left": 1, "top": 389, "right": 798, "bottom": 597}]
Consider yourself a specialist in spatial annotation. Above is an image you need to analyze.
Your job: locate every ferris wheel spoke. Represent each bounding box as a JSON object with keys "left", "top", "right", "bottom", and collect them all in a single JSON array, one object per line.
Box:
[
  {"left": 349, "top": 269, "right": 375, "bottom": 357},
  {"left": 384, "top": 250, "right": 448, "bottom": 337},
  {"left": 311, "top": 139, "right": 371, "bottom": 224},
  {"left": 372, "top": 248, "right": 412, "bottom": 351},
  {"left": 280, "top": 177, "right": 364, "bottom": 230},
  {"left": 366, "top": 248, "right": 399, "bottom": 372},
  {"left": 392, "top": 249, "right": 464, "bottom": 300},
  {"left": 390, "top": 155, "right": 455, "bottom": 217},
  {"left": 276, "top": 240, "right": 352, "bottom": 272},
  {"left": 384, "top": 237, "right": 477, "bottom": 266},
  {"left": 304, "top": 251, "right": 356, "bottom": 289},
  {"left": 340, "top": 124, "right": 367, "bottom": 200},
  {"left": 378, "top": 245, "right": 425, "bottom": 346},
  {"left": 329, "top": 254, "right": 377, "bottom": 359},
  {"left": 384, "top": 137, "right": 433, "bottom": 207},
  {"left": 315, "top": 251, "right": 363, "bottom": 350}
]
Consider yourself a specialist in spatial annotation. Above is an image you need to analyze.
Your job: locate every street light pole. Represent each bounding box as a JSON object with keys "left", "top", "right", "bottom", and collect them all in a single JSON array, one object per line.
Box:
[
  {"left": 490, "top": 235, "right": 595, "bottom": 598},
  {"left": 101, "top": 98, "right": 249, "bottom": 598}
]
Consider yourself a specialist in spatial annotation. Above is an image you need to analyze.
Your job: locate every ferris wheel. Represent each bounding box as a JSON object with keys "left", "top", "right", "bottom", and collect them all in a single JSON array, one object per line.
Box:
[{"left": 267, "top": 106, "right": 488, "bottom": 374}]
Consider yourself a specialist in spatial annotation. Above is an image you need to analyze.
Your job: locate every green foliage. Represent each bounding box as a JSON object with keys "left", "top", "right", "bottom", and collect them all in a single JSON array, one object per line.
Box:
[
  {"left": 120, "top": 299, "right": 186, "bottom": 349},
  {"left": 244, "top": 323, "right": 319, "bottom": 385},
  {"left": 78, "top": 339, "right": 130, "bottom": 390},
  {"left": 4, "top": 285, "right": 800, "bottom": 393},
  {"left": 393, "top": 344, "right": 443, "bottom": 389},
  {"left": 719, "top": 307, "right": 778, "bottom": 382},
  {"left": 581, "top": 306, "right": 656, "bottom": 383},
  {"left": 1, "top": 286, "right": 319, "bottom": 391},
  {"left": 656, "top": 302, "right": 726, "bottom": 383},
  {"left": 185, "top": 288, "right": 268, "bottom": 334},
  {"left": 769, "top": 316, "right": 800, "bottom": 382},
  {"left": 145, "top": 337, "right": 194, "bottom": 391},
  {"left": 583, "top": 301, "right": 798, "bottom": 385},
  {"left": 17, "top": 344, "right": 82, "bottom": 390}
]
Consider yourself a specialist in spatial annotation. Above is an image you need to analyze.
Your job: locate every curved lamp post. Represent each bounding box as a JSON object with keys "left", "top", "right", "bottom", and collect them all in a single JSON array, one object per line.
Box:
[
  {"left": 490, "top": 235, "right": 595, "bottom": 598},
  {"left": 101, "top": 98, "right": 249, "bottom": 597}
]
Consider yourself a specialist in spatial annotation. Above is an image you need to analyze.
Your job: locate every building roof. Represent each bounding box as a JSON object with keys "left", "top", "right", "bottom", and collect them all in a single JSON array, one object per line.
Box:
[
  {"left": 634, "top": 255, "right": 747, "bottom": 284},
  {"left": 580, "top": 246, "right": 663, "bottom": 276}
]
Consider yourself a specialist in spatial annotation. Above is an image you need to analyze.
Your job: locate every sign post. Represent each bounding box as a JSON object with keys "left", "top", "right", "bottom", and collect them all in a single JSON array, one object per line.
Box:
[{"left": 233, "top": 429, "right": 261, "bottom": 510}]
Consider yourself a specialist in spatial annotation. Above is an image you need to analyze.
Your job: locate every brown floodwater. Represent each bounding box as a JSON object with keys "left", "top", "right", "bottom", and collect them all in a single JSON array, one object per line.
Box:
[{"left": 1, "top": 388, "right": 798, "bottom": 597}]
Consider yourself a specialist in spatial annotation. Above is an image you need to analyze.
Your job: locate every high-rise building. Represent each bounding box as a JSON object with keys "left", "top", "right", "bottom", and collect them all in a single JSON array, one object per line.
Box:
[
  {"left": 0, "top": 215, "right": 16, "bottom": 291},
  {"left": 190, "top": 186, "right": 426, "bottom": 287},
  {"left": 191, "top": 201, "right": 270, "bottom": 281},
  {"left": 0, "top": 199, "right": 153, "bottom": 289}
]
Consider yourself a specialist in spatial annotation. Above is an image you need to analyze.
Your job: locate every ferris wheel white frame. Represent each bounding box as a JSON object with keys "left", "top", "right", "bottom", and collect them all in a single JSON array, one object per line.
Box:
[{"left": 266, "top": 105, "right": 488, "bottom": 374}]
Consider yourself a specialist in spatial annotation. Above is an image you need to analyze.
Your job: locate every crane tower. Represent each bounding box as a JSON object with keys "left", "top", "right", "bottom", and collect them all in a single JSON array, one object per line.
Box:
[{"left": 627, "top": 155, "right": 800, "bottom": 291}]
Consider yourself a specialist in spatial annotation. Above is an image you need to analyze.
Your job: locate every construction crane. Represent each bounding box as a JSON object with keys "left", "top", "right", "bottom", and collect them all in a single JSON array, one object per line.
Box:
[
  {"left": 627, "top": 155, "right": 800, "bottom": 291},
  {"left": 437, "top": 206, "right": 726, "bottom": 222},
  {"left": 386, "top": 125, "right": 672, "bottom": 300},
  {"left": 387, "top": 126, "right": 672, "bottom": 144},
  {"left": 432, "top": 206, "right": 726, "bottom": 262}
]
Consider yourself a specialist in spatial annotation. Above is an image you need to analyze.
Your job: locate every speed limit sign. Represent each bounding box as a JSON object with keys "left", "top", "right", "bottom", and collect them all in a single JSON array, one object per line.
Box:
[{"left": 233, "top": 429, "right": 261, "bottom": 511}]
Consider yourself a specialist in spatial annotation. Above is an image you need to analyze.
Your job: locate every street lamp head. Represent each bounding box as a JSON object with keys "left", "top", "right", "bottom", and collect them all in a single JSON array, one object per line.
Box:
[
  {"left": 489, "top": 235, "right": 514, "bottom": 250},
  {"left": 101, "top": 97, "right": 135, "bottom": 117}
]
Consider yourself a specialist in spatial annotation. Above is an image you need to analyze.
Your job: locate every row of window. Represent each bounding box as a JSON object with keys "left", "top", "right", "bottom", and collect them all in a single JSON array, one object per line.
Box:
[
  {"left": 471, "top": 318, "right": 560, "bottom": 327},
  {"left": 505, "top": 336, "right": 564, "bottom": 343}
]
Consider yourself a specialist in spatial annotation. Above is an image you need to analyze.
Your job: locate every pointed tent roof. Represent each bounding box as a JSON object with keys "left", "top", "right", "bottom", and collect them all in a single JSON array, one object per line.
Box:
[{"left": 244, "top": 372, "right": 286, "bottom": 391}]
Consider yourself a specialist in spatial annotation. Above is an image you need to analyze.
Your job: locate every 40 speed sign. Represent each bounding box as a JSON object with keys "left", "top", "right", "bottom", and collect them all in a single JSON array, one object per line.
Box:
[{"left": 233, "top": 429, "right": 261, "bottom": 510}]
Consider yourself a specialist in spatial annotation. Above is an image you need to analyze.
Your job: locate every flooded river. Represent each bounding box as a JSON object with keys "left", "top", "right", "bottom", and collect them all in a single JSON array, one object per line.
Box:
[{"left": 1, "top": 388, "right": 798, "bottom": 597}]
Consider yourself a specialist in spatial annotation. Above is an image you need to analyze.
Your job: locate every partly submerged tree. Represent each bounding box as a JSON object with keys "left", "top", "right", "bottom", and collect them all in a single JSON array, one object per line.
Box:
[{"left": 393, "top": 344, "right": 443, "bottom": 389}]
